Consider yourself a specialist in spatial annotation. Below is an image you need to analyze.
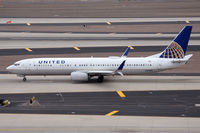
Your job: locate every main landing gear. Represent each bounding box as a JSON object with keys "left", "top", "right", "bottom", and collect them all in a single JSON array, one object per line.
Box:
[
  {"left": 23, "top": 77, "right": 27, "bottom": 82},
  {"left": 97, "top": 75, "right": 104, "bottom": 83}
]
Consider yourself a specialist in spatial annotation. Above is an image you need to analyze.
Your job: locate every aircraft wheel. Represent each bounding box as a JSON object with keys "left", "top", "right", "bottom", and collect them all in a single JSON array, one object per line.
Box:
[
  {"left": 23, "top": 77, "right": 27, "bottom": 82},
  {"left": 97, "top": 75, "right": 104, "bottom": 83}
]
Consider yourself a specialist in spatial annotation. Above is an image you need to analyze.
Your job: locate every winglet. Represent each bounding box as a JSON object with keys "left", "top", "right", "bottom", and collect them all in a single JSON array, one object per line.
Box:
[{"left": 121, "top": 47, "right": 130, "bottom": 57}]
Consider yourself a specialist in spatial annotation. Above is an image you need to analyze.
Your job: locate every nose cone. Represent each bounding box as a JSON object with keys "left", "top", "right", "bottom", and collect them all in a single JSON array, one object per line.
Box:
[{"left": 6, "top": 65, "right": 14, "bottom": 72}]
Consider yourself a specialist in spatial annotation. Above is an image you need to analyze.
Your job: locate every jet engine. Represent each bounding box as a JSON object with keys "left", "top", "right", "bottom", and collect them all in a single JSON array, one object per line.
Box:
[{"left": 70, "top": 71, "right": 89, "bottom": 81}]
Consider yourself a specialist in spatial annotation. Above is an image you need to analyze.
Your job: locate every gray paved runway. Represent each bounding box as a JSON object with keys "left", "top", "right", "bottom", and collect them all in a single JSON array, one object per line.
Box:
[
  {"left": 0, "top": 75, "right": 200, "bottom": 133},
  {"left": 0, "top": 0, "right": 200, "bottom": 18},
  {"left": 0, "top": 114, "right": 200, "bottom": 133},
  {"left": 1, "top": 21, "right": 200, "bottom": 26},
  {"left": 0, "top": 36, "right": 199, "bottom": 41},
  {"left": 1, "top": 17, "right": 200, "bottom": 24},
  {"left": 0, "top": 46, "right": 199, "bottom": 56},
  {"left": 0, "top": 32, "right": 199, "bottom": 40},
  {"left": 1, "top": 90, "right": 200, "bottom": 117}
]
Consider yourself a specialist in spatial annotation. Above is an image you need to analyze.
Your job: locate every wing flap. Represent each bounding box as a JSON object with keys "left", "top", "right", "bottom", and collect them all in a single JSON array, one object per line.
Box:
[{"left": 87, "top": 70, "right": 115, "bottom": 76}]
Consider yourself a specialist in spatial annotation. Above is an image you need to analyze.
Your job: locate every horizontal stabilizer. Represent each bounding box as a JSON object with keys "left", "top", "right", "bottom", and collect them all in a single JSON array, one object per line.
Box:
[
  {"left": 171, "top": 54, "right": 193, "bottom": 63},
  {"left": 87, "top": 70, "right": 114, "bottom": 76}
]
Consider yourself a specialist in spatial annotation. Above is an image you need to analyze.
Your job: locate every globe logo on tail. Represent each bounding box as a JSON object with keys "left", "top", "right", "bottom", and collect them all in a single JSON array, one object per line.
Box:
[{"left": 160, "top": 41, "right": 184, "bottom": 59}]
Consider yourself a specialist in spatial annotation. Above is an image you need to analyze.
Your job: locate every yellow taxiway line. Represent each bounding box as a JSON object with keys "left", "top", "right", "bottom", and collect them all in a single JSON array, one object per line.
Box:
[
  {"left": 26, "top": 22, "right": 31, "bottom": 26},
  {"left": 128, "top": 46, "right": 134, "bottom": 50},
  {"left": 74, "top": 47, "right": 80, "bottom": 51},
  {"left": 116, "top": 91, "right": 126, "bottom": 98},
  {"left": 105, "top": 110, "right": 119, "bottom": 116},
  {"left": 185, "top": 20, "right": 190, "bottom": 23},
  {"left": 107, "top": 22, "right": 111, "bottom": 25},
  {"left": 25, "top": 48, "right": 32, "bottom": 52}
]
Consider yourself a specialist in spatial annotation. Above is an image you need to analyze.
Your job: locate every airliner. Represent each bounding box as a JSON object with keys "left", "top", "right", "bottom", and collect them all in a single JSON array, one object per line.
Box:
[{"left": 7, "top": 26, "right": 193, "bottom": 82}]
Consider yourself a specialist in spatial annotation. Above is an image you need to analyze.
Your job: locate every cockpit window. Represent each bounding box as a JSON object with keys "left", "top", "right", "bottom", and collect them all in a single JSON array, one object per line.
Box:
[{"left": 14, "top": 63, "right": 20, "bottom": 66}]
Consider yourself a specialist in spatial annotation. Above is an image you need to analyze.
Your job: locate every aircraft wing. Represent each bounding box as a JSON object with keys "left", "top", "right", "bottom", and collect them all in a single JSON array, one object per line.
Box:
[
  {"left": 78, "top": 60, "right": 126, "bottom": 76},
  {"left": 87, "top": 70, "right": 115, "bottom": 76}
]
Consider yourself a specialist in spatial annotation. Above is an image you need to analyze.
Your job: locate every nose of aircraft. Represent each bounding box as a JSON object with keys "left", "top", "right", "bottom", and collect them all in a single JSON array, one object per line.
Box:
[{"left": 6, "top": 65, "right": 13, "bottom": 72}]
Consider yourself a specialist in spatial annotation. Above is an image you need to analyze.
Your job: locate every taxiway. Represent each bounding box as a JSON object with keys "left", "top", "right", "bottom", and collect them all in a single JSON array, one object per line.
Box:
[
  {"left": 1, "top": 90, "right": 200, "bottom": 117},
  {"left": 0, "top": 75, "right": 200, "bottom": 94}
]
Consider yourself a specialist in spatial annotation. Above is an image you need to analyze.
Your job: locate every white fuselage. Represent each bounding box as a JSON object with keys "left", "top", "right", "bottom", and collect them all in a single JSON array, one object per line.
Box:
[
  {"left": 6, "top": 26, "right": 193, "bottom": 82},
  {"left": 7, "top": 57, "right": 185, "bottom": 76}
]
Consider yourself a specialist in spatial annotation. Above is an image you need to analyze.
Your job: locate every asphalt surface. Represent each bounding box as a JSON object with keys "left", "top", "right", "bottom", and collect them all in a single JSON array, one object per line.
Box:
[
  {"left": 1, "top": 21, "right": 200, "bottom": 26},
  {"left": 1, "top": 31, "right": 200, "bottom": 34},
  {"left": 0, "top": 90, "right": 200, "bottom": 117},
  {"left": 1, "top": 23, "right": 199, "bottom": 34},
  {"left": 0, "top": 0, "right": 199, "bottom": 132},
  {"left": 0, "top": 46, "right": 199, "bottom": 56},
  {"left": 0, "top": 0, "right": 200, "bottom": 18},
  {"left": 1, "top": 36, "right": 200, "bottom": 41}
]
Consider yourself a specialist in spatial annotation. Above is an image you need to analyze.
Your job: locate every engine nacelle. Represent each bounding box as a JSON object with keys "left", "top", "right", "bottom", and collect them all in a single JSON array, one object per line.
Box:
[{"left": 70, "top": 71, "right": 89, "bottom": 81}]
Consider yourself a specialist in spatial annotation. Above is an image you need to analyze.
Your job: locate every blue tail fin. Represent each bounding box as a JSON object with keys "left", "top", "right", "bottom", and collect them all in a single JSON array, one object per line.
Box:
[{"left": 160, "top": 26, "right": 192, "bottom": 59}]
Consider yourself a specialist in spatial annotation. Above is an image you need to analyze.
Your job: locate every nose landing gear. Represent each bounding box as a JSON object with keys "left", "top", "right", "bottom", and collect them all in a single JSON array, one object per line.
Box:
[{"left": 17, "top": 74, "right": 27, "bottom": 82}]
